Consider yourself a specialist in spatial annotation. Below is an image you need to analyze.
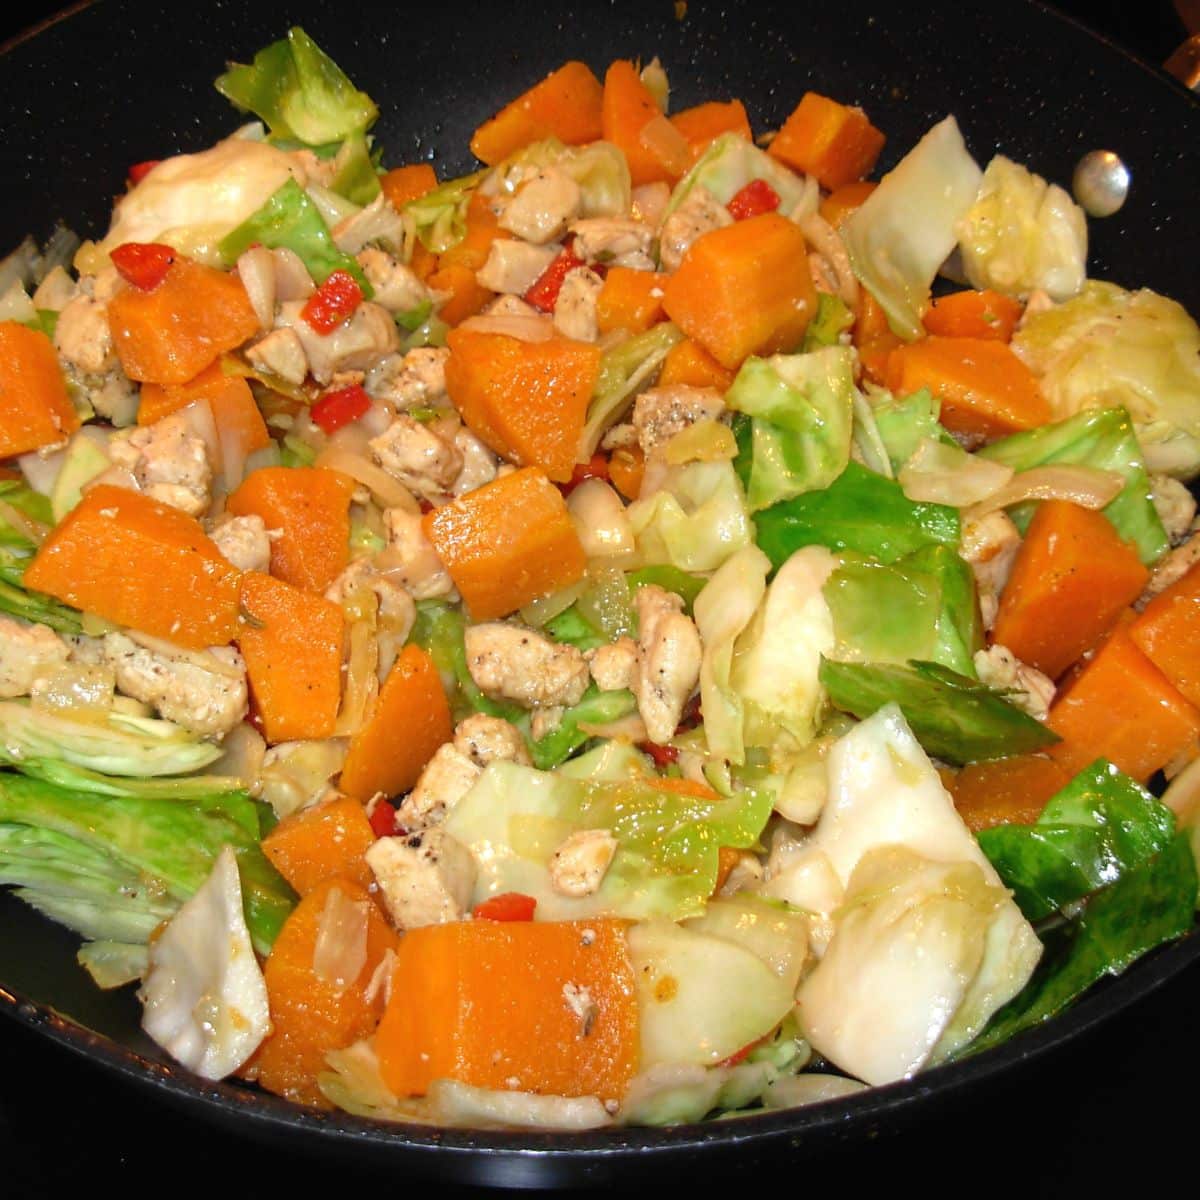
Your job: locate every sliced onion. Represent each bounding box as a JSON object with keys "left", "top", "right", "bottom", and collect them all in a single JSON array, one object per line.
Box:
[
  {"left": 335, "top": 614, "right": 380, "bottom": 737},
  {"left": 173, "top": 397, "right": 221, "bottom": 471},
  {"left": 638, "top": 114, "right": 691, "bottom": 178},
  {"left": 763, "top": 1074, "right": 867, "bottom": 1110},
  {"left": 578, "top": 713, "right": 648, "bottom": 742},
  {"left": 457, "top": 313, "right": 555, "bottom": 343},
  {"left": 236, "top": 246, "right": 276, "bottom": 330},
  {"left": 898, "top": 438, "right": 1014, "bottom": 506},
  {"left": 359, "top": 398, "right": 395, "bottom": 439},
  {"left": 316, "top": 444, "right": 419, "bottom": 513},
  {"left": 0, "top": 498, "right": 50, "bottom": 545},
  {"left": 125, "top": 631, "right": 246, "bottom": 679},
  {"left": 787, "top": 173, "right": 821, "bottom": 224},
  {"left": 209, "top": 721, "right": 267, "bottom": 787},
  {"left": 631, "top": 182, "right": 671, "bottom": 228},
  {"left": 18, "top": 444, "right": 68, "bottom": 496},
  {"left": 1163, "top": 754, "right": 1200, "bottom": 819},
  {"left": 663, "top": 419, "right": 737, "bottom": 466},
  {"left": 567, "top": 478, "right": 636, "bottom": 559},
  {"left": 520, "top": 579, "right": 586, "bottom": 628},
  {"left": 797, "top": 211, "right": 859, "bottom": 308},
  {"left": 964, "top": 465, "right": 1126, "bottom": 523},
  {"left": 0, "top": 280, "right": 36, "bottom": 324},
  {"left": 312, "top": 885, "right": 370, "bottom": 991}
]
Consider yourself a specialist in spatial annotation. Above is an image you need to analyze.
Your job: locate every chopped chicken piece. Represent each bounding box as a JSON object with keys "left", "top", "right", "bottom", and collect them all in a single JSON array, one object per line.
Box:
[
  {"left": 475, "top": 240, "right": 558, "bottom": 295},
  {"left": 961, "top": 510, "right": 1022, "bottom": 630},
  {"left": 632, "top": 385, "right": 725, "bottom": 455},
  {"left": 278, "top": 299, "right": 399, "bottom": 385},
  {"left": 658, "top": 185, "right": 733, "bottom": 273},
  {"left": 245, "top": 327, "right": 309, "bottom": 386},
  {"left": 483, "top": 294, "right": 543, "bottom": 320},
  {"left": 325, "top": 560, "right": 416, "bottom": 642},
  {"left": 974, "top": 644, "right": 1056, "bottom": 720},
  {"left": 497, "top": 168, "right": 582, "bottom": 244},
  {"left": 63, "top": 364, "right": 139, "bottom": 426},
  {"left": 600, "top": 423, "right": 638, "bottom": 451},
  {"left": 531, "top": 705, "right": 564, "bottom": 740},
  {"left": 397, "top": 743, "right": 481, "bottom": 830},
  {"left": 630, "top": 181, "right": 672, "bottom": 228},
  {"left": 549, "top": 828, "right": 619, "bottom": 898},
  {"left": 271, "top": 247, "right": 315, "bottom": 301},
  {"left": 1139, "top": 521, "right": 1200, "bottom": 605},
  {"left": 464, "top": 623, "right": 589, "bottom": 710},
  {"left": 54, "top": 293, "right": 116, "bottom": 375},
  {"left": 365, "top": 347, "right": 450, "bottom": 411},
  {"left": 369, "top": 414, "right": 463, "bottom": 502},
  {"left": 0, "top": 616, "right": 71, "bottom": 698},
  {"left": 357, "top": 247, "right": 430, "bottom": 315},
  {"left": 381, "top": 508, "right": 457, "bottom": 600},
  {"left": 332, "top": 194, "right": 406, "bottom": 256},
  {"left": 552, "top": 266, "right": 603, "bottom": 342},
  {"left": 102, "top": 632, "right": 248, "bottom": 737},
  {"left": 587, "top": 637, "right": 638, "bottom": 693},
  {"left": 366, "top": 829, "right": 477, "bottom": 930},
  {"left": 569, "top": 218, "right": 655, "bottom": 270},
  {"left": 453, "top": 713, "right": 531, "bottom": 769},
  {"left": 108, "top": 412, "right": 212, "bottom": 517},
  {"left": 209, "top": 513, "right": 273, "bottom": 573},
  {"left": 1151, "top": 474, "right": 1197, "bottom": 545},
  {"left": 452, "top": 427, "right": 499, "bottom": 496},
  {"left": 634, "top": 585, "right": 702, "bottom": 744}
]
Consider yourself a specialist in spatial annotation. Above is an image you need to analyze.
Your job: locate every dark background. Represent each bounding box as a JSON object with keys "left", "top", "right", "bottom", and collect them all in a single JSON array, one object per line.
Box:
[{"left": 1, "top": 1, "right": 1196, "bottom": 1194}]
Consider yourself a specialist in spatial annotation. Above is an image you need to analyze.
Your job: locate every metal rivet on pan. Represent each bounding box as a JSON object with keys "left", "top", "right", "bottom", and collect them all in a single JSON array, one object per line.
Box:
[{"left": 1072, "top": 150, "right": 1130, "bottom": 217}]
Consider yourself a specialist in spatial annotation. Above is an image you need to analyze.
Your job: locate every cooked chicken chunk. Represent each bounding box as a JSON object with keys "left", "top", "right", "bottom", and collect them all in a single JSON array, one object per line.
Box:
[
  {"left": 553, "top": 266, "right": 603, "bottom": 342},
  {"left": 961, "top": 510, "right": 1022, "bottom": 630},
  {"left": 587, "top": 637, "right": 638, "bottom": 693},
  {"left": 397, "top": 743, "right": 482, "bottom": 830},
  {"left": 498, "top": 168, "right": 582, "bottom": 244},
  {"left": 451, "top": 427, "right": 498, "bottom": 496},
  {"left": 366, "top": 829, "right": 477, "bottom": 930},
  {"left": 245, "top": 327, "right": 308, "bottom": 386},
  {"left": 380, "top": 508, "right": 457, "bottom": 600},
  {"left": 369, "top": 415, "right": 463, "bottom": 502},
  {"left": 1139, "top": 521, "right": 1200, "bottom": 605},
  {"left": 209, "top": 514, "right": 273, "bottom": 574},
  {"left": 108, "top": 413, "right": 212, "bottom": 517},
  {"left": 356, "top": 247, "right": 430, "bottom": 315},
  {"left": 1151, "top": 474, "right": 1197, "bottom": 545},
  {"left": 54, "top": 293, "right": 117, "bottom": 375},
  {"left": 332, "top": 194, "right": 406, "bottom": 256},
  {"left": 102, "top": 632, "right": 247, "bottom": 737},
  {"left": 658, "top": 185, "right": 733, "bottom": 273},
  {"left": 325, "top": 560, "right": 416, "bottom": 641},
  {"left": 549, "top": 828, "right": 618, "bottom": 898},
  {"left": 475, "top": 240, "right": 558, "bottom": 295},
  {"left": 464, "top": 623, "right": 589, "bottom": 710},
  {"left": 364, "top": 347, "right": 450, "bottom": 411},
  {"left": 569, "top": 218, "right": 655, "bottom": 271},
  {"left": 453, "top": 713, "right": 531, "bottom": 769},
  {"left": 974, "top": 644, "right": 1055, "bottom": 720},
  {"left": 634, "top": 585, "right": 702, "bottom": 744},
  {"left": 0, "top": 616, "right": 71, "bottom": 698},
  {"left": 632, "top": 385, "right": 725, "bottom": 456},
  {"left": 278, "top": 299, "right": 399, "bottom": 384}
]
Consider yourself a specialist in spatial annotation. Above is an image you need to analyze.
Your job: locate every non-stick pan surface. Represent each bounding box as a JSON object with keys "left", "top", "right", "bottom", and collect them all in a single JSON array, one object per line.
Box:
[{"left": 1, "top": 0, "right": 1198, "bottom": 1188}]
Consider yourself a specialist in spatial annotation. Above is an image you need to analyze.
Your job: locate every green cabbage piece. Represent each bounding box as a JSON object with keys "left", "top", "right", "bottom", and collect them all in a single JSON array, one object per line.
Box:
[
  {"left": 819, "top": 659, "right": 1058, "bottom": 765},
  {"left": 327, "top": 130, "right": 382, "bottom": 206},
  {"left": 956, "top": 156, "right": 1087, "bottom": 302},
  {"left": 217, "top": 178, "right": 369, "bottom": 291},
  {"left": 664, "top": 132, "right": 814, "bottom": 221},
  {"left": 403, "top": 168, "right": 487, "bottom": 254},
  {"left": 1012, "top": 282, "right": 1200, "bottom": 479},
  {"left": 443, "top": 761, "right": 773, "bottom": 921},
  {"left": 842, "top": 116, "right": 982, "bottom": 341},
  {"left": 215, "top": 27, "right": 378, "bottom": 146},
  {"left": 725, "top": 346, "right": 855, "bottom": 511},
  {"left": 502, "top": 138, "right": 632, "bottom": 220},
  {"left": 628, "top": 459, "right": 754, "bottom": 573},
  {"left": 0, "top": 480, "right": 83, "bottom": 634},
  {"left": 754, "top": 461, "right": 960, "bottom": 570},
  {"left": 0, "top": 774, "right": 295, "bottom": 955},
  {"left": 978, "top": 406, "right": 1168, "bottom": 565},
  {"left": 528, "top": 685, "right": 637, "bottom": 770},
  {"left": 802, "top": 293, "right": 855, "bottom": 351},
  {"left": 626, "top": 565, "right": 707, "bottom": 613},
  {"left": 869, "top": 387, "right": 950, "bottom": 474},
  {"left": 9, "top": 758, "right": 246, "bottom": 800}
]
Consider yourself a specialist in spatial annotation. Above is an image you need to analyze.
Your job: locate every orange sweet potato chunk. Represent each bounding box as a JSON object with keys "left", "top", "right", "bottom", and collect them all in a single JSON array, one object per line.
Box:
[
  {"left": 237, "top": 571, "right": 344, "bottom": 743},
  {"left": 261, "top": 794, "right": 377, "bottom": 896},
  {"left": 428, "top": 192, "right": 512, "bottom": 326},
  {"left": 602, "top": 59, "right": 677, "bottom": 187},
  {"left": 108, "top": 256, "right": 259, "bottom": 384},
  {"left": 339, "top": 644, "right": 453, "bottom": 802},
  {"left": 423, "top": 466, "right": 586, "bottom": 621},
  {"left": 657, "top": 338, "right": 735, "bottom": 391},
  {"left": 138, "top": 360, "right": 270, "bottom": 452},
  {"left": 818, "top": 180, "right": 877, "bottom": 229},
  {"left": 375, "top": 918, "right": 638, "bottom": 1101},
  {"left": 445, "top": 328, "right": 601, "bottom": 482},
  {"left": 0, "top": 322, "right": 79, "bottom": 457},
  {"left": 471, "top": 61, "right": 604, "bottom": 165},
  {"left": 381, "top": 163, "right": 438, "bottom": 208},
  {"left": 227, "top": 466, "right": 355, "bottom": 594},
  {"left": 1131, "top": 563, "right": 1200, "bottom": 709},
  {"left": 255, "top": 878, "right": 398, "bottom": 1107},
  {"left": 595, "top": 267, "right": 666, "bottom": 336},
  {"left": 661, "top": 213, "right": 818, "bottom": 370},
  {"left": 952, "top": 754, "right": 1072, "bottom": 833},
  {"left": 670, "top": 99, "right": 753, "bottom": 162},
  {"left": 768, "top": 92, "right": 885, "bottom": 191},
  {"left": 24, "top": 484, "right": 240, "bottom": 647}
]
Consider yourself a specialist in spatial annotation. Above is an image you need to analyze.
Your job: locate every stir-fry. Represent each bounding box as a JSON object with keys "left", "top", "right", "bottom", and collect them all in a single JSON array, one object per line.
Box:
[{"left": 1, "top": 29, "right": 1199, "bottom": 1131}]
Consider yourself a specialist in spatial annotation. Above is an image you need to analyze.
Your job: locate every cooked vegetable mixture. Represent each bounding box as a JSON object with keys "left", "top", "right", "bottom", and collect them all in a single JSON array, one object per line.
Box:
[{"left": 2, "top": 29, "right": 1199, "bottom": 1131}]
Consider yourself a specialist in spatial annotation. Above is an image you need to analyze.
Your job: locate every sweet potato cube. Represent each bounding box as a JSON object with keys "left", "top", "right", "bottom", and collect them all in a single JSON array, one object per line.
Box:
[
  {"left": 768, "top": 92, "right": 885, "bottom": 191},
  {"left": 595, "top": 267, "right": 666, "bottom": 336},
  {"left": 661, "top": 213, "right": 818, "bottom": 370},
  {"left": 602, "top": 59, "right": 677, "bottom": 187},
  {"left": 1131, "top": 563, "right": 1200, "bottom": 709},
  {"left": 340, "top": 644, "right": 453, "bottom": 802},
  {"left": 0, "top": 322, "right": 79, "bottom": 457},
  {"left": 423, "top": 466, "right": 586, "bottom": 621},
  {"left": 670, "top": 99, "right": 753, "bottom": 162},
  {"left": 138, "top": 360, "right": 270, "bottom": 454},
  {"left": 237, "top": 571, "right": 344, "bottom": 743},
  {"left": 657, "top": 338, "right": 735, "bottom": 391},
  {"left": 227, "top": 466, "right": 355, "bottom": 594},
  {"left": 261, "top": 794, "right": 377, "bottom": 896},
  {"left": 24, "top": 484, "right": 240, "bottom": 648},
  {"left": 375, "top": 918, "right": 638, "bottom": 1101},
  {"left": 381, "top": 163, "right": 438, "bottom": 208},
  {"left": 952, "top": 754, "right": 1072, "bottom": 833}
]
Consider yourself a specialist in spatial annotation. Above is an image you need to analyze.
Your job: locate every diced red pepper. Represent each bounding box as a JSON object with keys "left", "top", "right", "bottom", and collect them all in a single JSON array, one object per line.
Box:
[
  {"left": 301, "top": 269, "right": 365, "bottom": 334},
  {"left": 310, "top": 383, "right": 372, "bottom": 434},
  {"left": 128, "top": 159, "right": 161, "bottom": 186},
  {"left": 472, "top": 892, "right": 538, "bottom": 921},
  {"left": 369, "top": 799, "right": 399, "bottom": 838},
  {"left": 110, "top": 242, "right": 176, "bottom": 291},
  {"left": 558, "top": 453, "right": 611, "bottom": 497},
  {"left": 676, "top": 692, "right": 703, "bottom": 733},
  {"left": 638, "top": 741, "right": 680, "bottom": 768},
  {"left": 524, "top": 241, "right": 585, "bottom": 313},
  {"left": 727, "top": 178, "right": 782, "bottom": 221}
]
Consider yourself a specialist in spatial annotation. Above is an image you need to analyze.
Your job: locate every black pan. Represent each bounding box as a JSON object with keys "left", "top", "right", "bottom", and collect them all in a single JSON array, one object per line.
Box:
[{"left": 2, "top": 0, "right": 1198, "bottom": 1189}]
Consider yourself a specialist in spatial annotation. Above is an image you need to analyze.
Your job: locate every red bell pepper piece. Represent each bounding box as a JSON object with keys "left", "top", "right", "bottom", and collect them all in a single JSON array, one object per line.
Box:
[
  {"left": 310, "top": 383, "right": 372, "bottom": 434},
  {"left": 301, "top": 269, "right": 365, "bottom": 334},
  {"left": 369, "top": 799, "right": 399, "bottom": 838},
  {"left": 524, "top": 241, "right": 585, "bottom": 313},
  {"left": 128, "top": 159, "right": 161, "bottom": 186},
  {"left": 559, "top": 453, "right": 610, "bottom": 497},
  {"left": 727, "top": 178, "right": 782, "bottom": 221},
  {"left": 472, "top": 892, "right": 538, "bottom": 921},
  {"left": 110, "top": 242, "right": 176, "bottom": 291},
  {"left": 638, "top": 741, "right": 680, "bottom": 768}
]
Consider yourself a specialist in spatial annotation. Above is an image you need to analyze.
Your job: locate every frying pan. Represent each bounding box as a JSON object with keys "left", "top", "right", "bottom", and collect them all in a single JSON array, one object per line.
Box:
[{"left": 1, "top": 0, "right": 1198, "bottom": 1188}]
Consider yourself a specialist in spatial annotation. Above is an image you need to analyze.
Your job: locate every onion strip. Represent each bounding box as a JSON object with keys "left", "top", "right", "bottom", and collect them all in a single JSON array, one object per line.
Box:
[
  {"left": 315, "top": 445, "right": 419, "bottom": 513},
  {"left": 964, "top": 465, "right": 1125, "bottom": 523},
  {"left": 458, "top": 313, "right": 555, "bottom": 343}
]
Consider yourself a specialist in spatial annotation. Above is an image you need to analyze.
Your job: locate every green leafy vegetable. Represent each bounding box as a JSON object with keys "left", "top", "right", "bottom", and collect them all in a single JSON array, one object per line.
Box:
[
  {"left": 502, "top": 139, "right": 631, "bottom": 220},
  {"left": 404, "top": 169, "right": 486, "bottom": 254},
  {"left": 0, "top": 481, "right": 83, "bottom": 634},
  {"left": 528, "top": 686, "right": 637, "bottom": 770},
  {"left": 754, "top": 461, "right": 959, "bottom": 570},
  {"left": 802, "top": 293, "right": 855, "bottom": 351},
  {"left": 819, "top": 659, "right": 1059, "bottom": 765},
  {"left": 627, "top": 565, "right": 707, "bottom": 613},
  {"left": 870, "top": 387, "right": 948, "bottom": 473},
  {"left": 327, "top": 130, "right": 382, "bottom": 206},
  {"left": 215, "top": 27, "right": 378, "bottom": 146},
  {"left": 543, "top": 604, "right": 608, "bottom": 653}
]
